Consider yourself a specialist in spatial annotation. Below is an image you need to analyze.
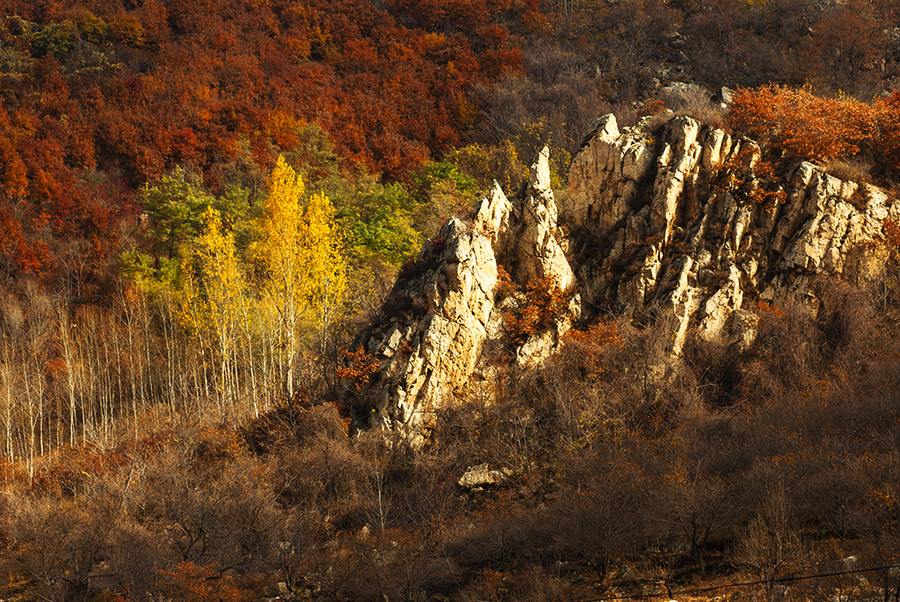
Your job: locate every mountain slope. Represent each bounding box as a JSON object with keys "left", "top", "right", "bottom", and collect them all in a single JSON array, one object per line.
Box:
[{"left": 351, "top": 112, "right": 900, "bottom": 436}]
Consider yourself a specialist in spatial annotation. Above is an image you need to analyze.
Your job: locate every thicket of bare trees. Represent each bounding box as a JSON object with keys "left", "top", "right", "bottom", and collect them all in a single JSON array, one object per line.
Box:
[
  {"left": 0, "top": 282, "right": 282, "bottom": 482},
  {"left": 1, "top": 272, "right": 899, "bottom": 600}
]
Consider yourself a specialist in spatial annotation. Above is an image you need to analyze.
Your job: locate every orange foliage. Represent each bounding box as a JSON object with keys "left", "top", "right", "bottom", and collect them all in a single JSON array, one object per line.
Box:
[
  {"left": 731, "top": 85, "right": 871, "bottom": 162},
  {"left": 755, "top": 300, "right": 785, "bottom": 318},
  {"left": 713, "top": 148, "right": 787, "bottom": 209},
  {"left": 495, "top": 265, "right": 516, "bottom": 299},
  {"left": 731, "top": 85, "right": 900, "bottom": 182},
  {"left": 29, "top": 444, "right": 130, "bottom": 497},
  {"left": 637, "top": 98, "right": 667, "bottom": 117},
  {"left": 505, "top": 276, "right": 573, "bottom": 348},
  {"left": 0, "top": 0, "right": 531, "bottom": 287},
  {"left": 157, "top": 562, "right": 251, "bottom": 602},
  {"left": 336, "top": 347, "right": 381, "bottom": 390},
  {"left": 564, "top": 320, "right": 620, "bottom": 347},
  {"left": 562, "top": 320, "right": 621, "bottom": 380}
]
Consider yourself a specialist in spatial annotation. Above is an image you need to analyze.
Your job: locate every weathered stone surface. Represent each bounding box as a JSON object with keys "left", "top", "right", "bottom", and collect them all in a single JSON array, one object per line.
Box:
[
  {"left": 354, "top": 147, "right": 579, "bottom": 437},
  {"left": 474, "top": 181, "right": 513, "bottom": 249},
  {"left": 566, "top": 113, "right": 656, "bottom": 237},
  {"left": 458, "top": 463, "right": 511, "bottom": 489},
  {"left": 354, "top": 115, "right": 899, "bottom": 438},
  {"left": 565, "top": 114, "right": 899, "bottom": 352},
  {"left": 356, "top": 218, "right": 498, "bottom": 439},
  {"left": 514, "top": 147, "right": 577, "bottom": 290}
]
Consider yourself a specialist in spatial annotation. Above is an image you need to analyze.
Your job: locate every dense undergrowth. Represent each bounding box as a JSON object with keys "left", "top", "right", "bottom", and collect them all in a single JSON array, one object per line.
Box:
[{"left": 1, "top": 278, "right": 899, "bottom": 601}]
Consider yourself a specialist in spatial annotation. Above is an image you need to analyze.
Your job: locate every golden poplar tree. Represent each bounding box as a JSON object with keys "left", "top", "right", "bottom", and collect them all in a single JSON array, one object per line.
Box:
[
  {"left": 174, "top": 207, "right": 244, "bottom": 417},
  {"left": 302, "top": 190, "right": 348, "bottom": 356},
  {"left": 196, "top": 207, "right": 243, "bottom": 416},
  {"left": 257, "top": 155, "right": 347, "bottom": 398}
]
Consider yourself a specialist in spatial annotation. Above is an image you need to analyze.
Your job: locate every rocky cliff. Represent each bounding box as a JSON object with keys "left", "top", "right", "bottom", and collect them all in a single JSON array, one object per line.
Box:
[{"left": 351, "top": 113, "right": 900, "bottom": 439}]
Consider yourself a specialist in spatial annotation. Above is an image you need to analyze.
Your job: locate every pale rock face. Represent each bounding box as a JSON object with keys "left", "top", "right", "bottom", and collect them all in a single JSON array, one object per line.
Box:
[
  {"left": 507, "top": 147, "right": 580, "bottom": 366},
  {"left": 357, "top": 218, "right": 498, "bottom": 439},
  {"left": 354, "top": 147, "right": 579, "bottom": 436},
  {"left": 565, "top": 114, "right": 898, "bottom": 352},
  {"left": 515, "top": 147, "right": 577, "bottom": 291},
  {"left": 697, "top": 265, "right": 743, "bottom": 341},
  {"left": 650, "top": 116, "right": 702, "bottom": 244},
  {"left": 566, "top": 113, "right": 657, "bottom": 237},
  {"left": 354, "top": 115, "right": 898, "bottom": 438},
  {"left": 474, "top": 181, "right": 513, "bottom": 249}
]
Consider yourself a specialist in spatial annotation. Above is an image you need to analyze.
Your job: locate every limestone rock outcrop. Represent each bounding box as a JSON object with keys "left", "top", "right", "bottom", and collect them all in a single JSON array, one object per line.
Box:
[
  {"left": 354, "top": 149, "right": 578, "bottom": 436},
  {"left": 352, "top": 112, "right": 899, "bottom": 436},
  {"left": 512, "top": 147, "right": 577, "bottom": 291},
  {"left": 353, "top": 218, "right": 498, "bottom": 439},
  {"left": 566, "top": 113, "right": 899, "bottom": 352}
]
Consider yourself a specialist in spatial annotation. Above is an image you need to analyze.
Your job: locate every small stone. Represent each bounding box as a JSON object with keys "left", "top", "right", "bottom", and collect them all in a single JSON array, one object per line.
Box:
[
  {"left": 720, "top": 86, "right": 734, "bottom": 104},
  {"left": 458, "top": 463, "right": 511, "bottom": 489}
]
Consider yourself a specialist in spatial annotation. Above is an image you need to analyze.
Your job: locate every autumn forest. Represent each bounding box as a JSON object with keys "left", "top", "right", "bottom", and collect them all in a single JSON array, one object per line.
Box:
[{"left": 2, "top": 0, "right": 900, "bottom": 599}]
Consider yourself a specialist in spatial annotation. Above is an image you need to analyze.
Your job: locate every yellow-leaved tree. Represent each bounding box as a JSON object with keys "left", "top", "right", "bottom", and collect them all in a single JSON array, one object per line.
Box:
[
  {"left": 196, "top": 207, "right": 243, "bottom": 417},
  {"left": 176, "top": 206, "right": 245, "bottom": 419},
  {"left": 257, "top": 155, "right": 347, "bottom": 398}
]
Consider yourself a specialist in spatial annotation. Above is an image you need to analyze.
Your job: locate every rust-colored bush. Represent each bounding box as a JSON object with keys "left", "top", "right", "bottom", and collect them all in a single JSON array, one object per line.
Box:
[
  {"left": 730, "top": 85, "right": 900, "bottom": 184},
  {"left": 336, "top": 347, "right": 380, "bottom": 391},
  {"left": 561, "top": 320, "right": 620, "bottom": 381},
  {"left": 731, "top": 85, "right": 871, "bottom": 162},
  {"left": 504, "top": 276, "right": 573, "bottom": 348},
  {"left": 156, "top": 561, "right": 251, "bottom": 602}
]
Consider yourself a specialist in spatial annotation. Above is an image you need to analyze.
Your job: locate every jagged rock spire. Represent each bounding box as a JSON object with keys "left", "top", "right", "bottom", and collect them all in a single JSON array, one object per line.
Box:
[{"left": 350, "top": 117, "right": 900, "bottom": 439}]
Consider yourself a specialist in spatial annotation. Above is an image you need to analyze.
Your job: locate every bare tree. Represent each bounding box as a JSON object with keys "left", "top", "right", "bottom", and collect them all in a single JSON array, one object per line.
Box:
[{"left": 733, "top": 487, "right": 812, "bottom": 602}]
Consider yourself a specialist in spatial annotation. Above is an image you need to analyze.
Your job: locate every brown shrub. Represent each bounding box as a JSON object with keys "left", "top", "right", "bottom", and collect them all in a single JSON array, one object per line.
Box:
[{"left": 504, "top": 276, "right": 574, "bottom": 348}]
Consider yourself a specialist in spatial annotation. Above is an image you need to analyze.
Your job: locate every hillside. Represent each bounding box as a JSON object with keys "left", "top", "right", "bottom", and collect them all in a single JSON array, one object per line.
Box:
[
  {"left": 1, "top": 0, "right": 900, "bottom": 600},
  {"left": 2, "top": 0, "right": 900, "bottom": 298},
  {"left": 1, "top": 112, "right": 899, "bottom": 601}
]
